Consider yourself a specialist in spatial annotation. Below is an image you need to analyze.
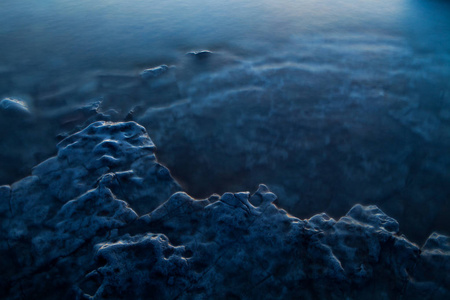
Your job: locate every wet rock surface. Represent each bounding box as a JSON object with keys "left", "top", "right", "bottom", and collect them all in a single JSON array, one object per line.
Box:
[
  {"left": 135, "top": 49, "right": 450, "bottom": 243},
  {"left": 0, "top": 64, "right": 180, "bottom": 186},
  {"left": 1, "top": 121, "right": 449, "bottom": 300},
  {"left": 2, "top": 48, "right": 449, "bottom": 244},
  {"left": 1, "top": 121, "right": 180, "bottom": 299}
]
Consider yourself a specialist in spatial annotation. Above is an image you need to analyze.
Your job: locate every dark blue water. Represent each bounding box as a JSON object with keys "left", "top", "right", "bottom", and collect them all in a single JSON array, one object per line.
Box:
[
  {"left": 1, "top": 0, "right": 449, "bottom": 74},
  {"left": 1, "top": 0, "right": 450, "bottom": 241}
]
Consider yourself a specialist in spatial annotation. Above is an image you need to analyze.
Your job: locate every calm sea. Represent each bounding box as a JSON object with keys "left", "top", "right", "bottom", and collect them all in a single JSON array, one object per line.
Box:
[{"left": 1, "top": 0, "right": 449, "bottom": 241}]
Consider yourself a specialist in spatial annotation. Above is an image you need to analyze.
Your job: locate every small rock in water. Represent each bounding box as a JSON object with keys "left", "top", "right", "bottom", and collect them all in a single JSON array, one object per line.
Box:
[
  {"left": 0, "top": 97, "right": 31, "bottom": 116},
  {"left": 186, "top": 50, "right": 213, "bottom": 59},
  {"left": 140, "top": 65, "right": 169, "bottom": 80}
]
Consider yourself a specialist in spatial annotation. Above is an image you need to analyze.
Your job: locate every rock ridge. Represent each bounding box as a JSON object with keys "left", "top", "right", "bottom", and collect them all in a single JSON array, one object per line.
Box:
[{"left": 1, "top": 121, "right": 449, "bottom": 300}]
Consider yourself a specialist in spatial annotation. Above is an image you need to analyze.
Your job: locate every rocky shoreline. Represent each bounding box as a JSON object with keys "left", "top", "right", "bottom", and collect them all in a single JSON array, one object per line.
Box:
[{"left": 1, "top": 121, "right": 449, "bottom": 299}]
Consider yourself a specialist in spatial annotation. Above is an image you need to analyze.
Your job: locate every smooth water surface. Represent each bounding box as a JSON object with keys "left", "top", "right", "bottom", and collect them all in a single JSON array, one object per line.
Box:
[
  {"left": 1, "top": 0, "right": 448, "bottom": 75},
  {"left": 1, "top": 0, "right": 450, "bottom": 241}
]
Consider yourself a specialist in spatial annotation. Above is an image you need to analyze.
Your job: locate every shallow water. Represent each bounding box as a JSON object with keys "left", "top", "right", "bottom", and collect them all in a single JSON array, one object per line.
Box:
[{"left": 1, "top": 0, "right": 450, "bottom": 242}]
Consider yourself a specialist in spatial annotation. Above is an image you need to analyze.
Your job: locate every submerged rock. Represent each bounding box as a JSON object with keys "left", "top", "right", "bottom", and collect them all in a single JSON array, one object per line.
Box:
[
  {"left": 140, "top": 65, "right": 169, "bottom": 80},
  {"left": 1, "top": 121, "right": 449, "bottom": 300},
  {"left": 0, "top": 97, "right": 31, "bottom": 117},
  {"left": 186, "top": 50, "right": 213, "bottom": 59}
]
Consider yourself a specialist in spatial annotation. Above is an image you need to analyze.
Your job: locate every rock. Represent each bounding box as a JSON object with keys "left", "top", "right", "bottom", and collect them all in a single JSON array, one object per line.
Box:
[
  {"left": 84, "top": 186, "right": 448, "bottom": 299},
  {"left": 2, "top": 121, "right": 180, "bottom": 300},
  {"left": 89, "top": 233, "right": 191, "bottom": 299},
  {"left": 2, "top": 121, "right": 449, "bottom": 300},
  {"left": 31, "top": 121, "right": 180, "bottom": 214},
  {"left": 186, "top": 50, "right": 213, "bottom": 59},
  {"left": 31, "top": 182, "right": 138, "bottom": 268},
  {"left": 140, "top": 65, "right": 169, "bottom": 80},
  {"left": 0, "top": 185, "right": 11, "bottom": 216},
  {"left": 405, "top": 232, "right": 450, "bottom": 299},
  {"left": 85, "top": 190, "right": 447, "bottom": 299},
  {"left": 422, "top": 232, "right": 450, "bottom": 252},
  {"left": 308, "top": 213, "right": 336, "bottom": 230},
  {"left": 0, "top": 97, "right": 31, "bottom": 117},
  {"left": 0, "top": 98, "right": 118, "bottom": 186},
  {"left": 136, "top": 53, "right": 450, "bottom": 245},
  {"left": 346, "top": 204, "right": 399, "bottom": 233}
]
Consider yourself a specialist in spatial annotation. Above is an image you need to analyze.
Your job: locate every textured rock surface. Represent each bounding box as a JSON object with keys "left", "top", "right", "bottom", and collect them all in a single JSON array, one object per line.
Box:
[
  {"left": 0, "top": 62, "right": 184, "bottom": 187},
  {"left": 1, "top": 121, "right": 180, "bottom": 299},
  {"left": 2, "top": 50, "right": 449, "bottom": 244},
  {"left": 0, "top": 98, "right": 115, "bottom": 186},
  {"left": 86, "top": 188, "right": 445, "bottom": 300},
  {"left": 136, "top": 50, "right": 450, "bottom": 244},
  {"left": 1, "top": 121, "right": 449, "bottom": 300}
]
